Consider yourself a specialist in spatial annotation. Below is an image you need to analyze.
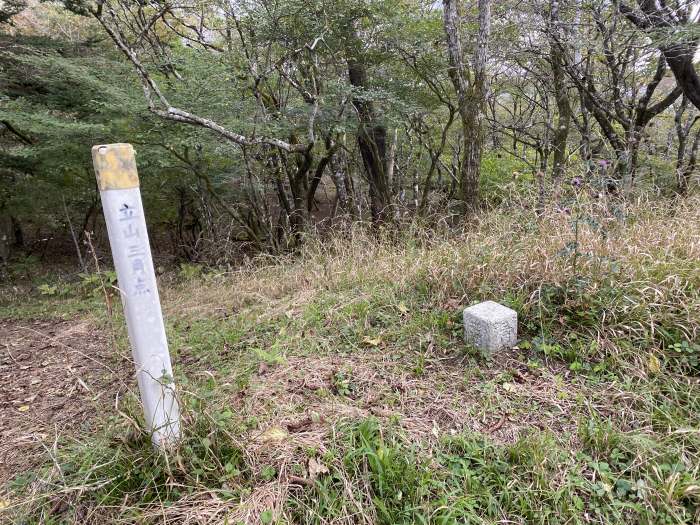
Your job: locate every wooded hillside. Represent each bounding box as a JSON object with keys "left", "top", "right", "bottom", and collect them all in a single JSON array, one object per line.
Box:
[{"left": 2, "top": 0, "right": 698, "bottom": 265}]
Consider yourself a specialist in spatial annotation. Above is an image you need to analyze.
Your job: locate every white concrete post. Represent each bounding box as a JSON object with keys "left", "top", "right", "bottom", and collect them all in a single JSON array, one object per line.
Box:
[{"left": 92, "top": 143, "right": 180, "bottom": 447}]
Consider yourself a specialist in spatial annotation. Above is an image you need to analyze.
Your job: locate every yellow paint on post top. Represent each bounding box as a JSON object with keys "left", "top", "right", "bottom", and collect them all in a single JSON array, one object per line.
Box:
[{"left": 91, "top": 143, "right": 140, "bottom": 191}]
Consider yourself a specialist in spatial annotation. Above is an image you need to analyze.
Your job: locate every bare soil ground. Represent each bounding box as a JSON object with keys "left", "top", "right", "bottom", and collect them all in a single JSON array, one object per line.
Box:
[{"left": 0, "top": 318, "right": 126, "bottom": 486}]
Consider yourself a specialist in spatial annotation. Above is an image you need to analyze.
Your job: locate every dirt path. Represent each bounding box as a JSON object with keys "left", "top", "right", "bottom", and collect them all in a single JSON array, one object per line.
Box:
[{"left": 0, "top": 318, "right": 126, "bottom": 486}]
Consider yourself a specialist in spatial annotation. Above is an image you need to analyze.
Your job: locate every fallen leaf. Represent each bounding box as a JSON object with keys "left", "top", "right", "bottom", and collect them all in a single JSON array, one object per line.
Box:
[
  {"left": 486, "top": 414, "right": 507, "bottom": 433},
  {"left": 443, "top": 298, "right": 462, "bottom": 310},
  {"left": 501, "top": 382, "right": 515, "bottom": 393},
  {"left": 362, "top": 335, "right": 382, "bottom": 347},
  {"left": 648, "top": 354, "right": 661, "bottom": 375},
  {"left": 287, "top": 416, "right": 313, "bottom": 432},
  {"left": 308, "top": 457, "right": 329, "bottom": 480},
  {"left": 0, "top": 499, "right": 9, "bottom": 510},
  {"left": 397, "top": 302, "right": 408, "bottom": 314},
  {"left": 258, "top": 426, "right": 288, "bottom": 443},
  {"left": 18, "top": 405, "right": 30, "bottom": 412}
]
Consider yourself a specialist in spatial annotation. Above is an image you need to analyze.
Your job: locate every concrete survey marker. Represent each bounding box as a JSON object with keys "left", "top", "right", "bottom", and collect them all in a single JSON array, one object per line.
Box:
[
  {"left": 92, "top": 143, "right": 180, "bottom": 447},
  {"left": 463, "top": 301, "right": 517, "bottom": 354}
]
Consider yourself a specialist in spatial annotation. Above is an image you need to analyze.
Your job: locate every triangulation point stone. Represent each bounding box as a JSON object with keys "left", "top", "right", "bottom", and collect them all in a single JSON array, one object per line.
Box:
[{"left": 463, "top": 301, "right": 517, "bottom": 353}]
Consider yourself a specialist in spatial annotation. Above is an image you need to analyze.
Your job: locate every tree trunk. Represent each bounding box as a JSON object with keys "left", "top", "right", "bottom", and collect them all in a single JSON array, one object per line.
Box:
[
  {"left": 622, "top": 129, "right": 641, "bottom": 193},
  {"left": 0, "top": 214, "right": 11, "bottom": 266},
  {"left": 386, "top": 128, "right": 398, "bottom": 192},
  {"left": 348, "top": 56, "right": 392, "bottom": 223},
  {"left": 287, "top": 149, "right": 313, "bottom": 239},
  {"left": 548, "top": 0, "right": 572, "bottom": 179},
  {"left": 681, "top": 130, "right": 700, "bottom": 193},
  {"left": 443, "top": 0, "right": 491, "bottom": 210},
  {"left": 11, "top": 216, "right": 23, "bottom": 247},
  {"left": 330, "top": 153, "right": 351, "bottom": 217},
  {"left": 620, "top": 2, "right": 700, "bottom": 111},
  {"left": 663, "top": 42, "right": 700, "bottom": 112},
  {"left": 675, "top": 96, "right": 700, "bottom": 194},
  {"left": 459, "top": 92, "right": 484, "bottom": 207}
]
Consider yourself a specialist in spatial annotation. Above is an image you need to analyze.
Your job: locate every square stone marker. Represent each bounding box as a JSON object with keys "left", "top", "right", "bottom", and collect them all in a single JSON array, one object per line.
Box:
[{"left": 463, "top": 301, "right": 517, "bottom": 353}]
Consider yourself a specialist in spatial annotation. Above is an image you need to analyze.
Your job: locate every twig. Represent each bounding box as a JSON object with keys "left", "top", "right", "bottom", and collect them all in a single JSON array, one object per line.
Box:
[
  {"left": 486, "top": 413, "right": 507, "bottom": 433},
  {"left": 62, "top": 195, "right": 86, "bottom": 272}
]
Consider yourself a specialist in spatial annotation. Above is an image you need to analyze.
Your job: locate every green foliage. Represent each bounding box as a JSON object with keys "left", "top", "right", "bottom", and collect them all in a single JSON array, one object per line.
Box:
[
  {"left": 479, "top": 152, "right": 534, "bottom": 205},
  {"left": 0, "top": 28, "right": 241, "bottom": 261},
  {"left": 177, "top": 262, "right": 204, "bottom": 282},
  {"left": 79, "top": 270, "right": 117, "bottom": 297},
  {"left": 331, "top": 369, "right": 354, "bottom": 397},
  {"left": 37, "top": 282, "right": 59, "bottom": 296},
  {"left": 1, "top": 33, "right": 138, "bottom": 223}
]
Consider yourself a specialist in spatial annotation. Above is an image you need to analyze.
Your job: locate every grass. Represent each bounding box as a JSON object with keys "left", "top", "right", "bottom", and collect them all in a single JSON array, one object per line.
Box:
[
  {"left": 292, "top": 417, "right": 698, "bottom": 524},
  {"left": 1, "top": 192, "right": 699, "bottom": 523}
]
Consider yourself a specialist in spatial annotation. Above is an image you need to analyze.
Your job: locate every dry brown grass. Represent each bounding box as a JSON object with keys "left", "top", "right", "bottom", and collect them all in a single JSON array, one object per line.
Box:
[{"left": 165, "top": 195, "right": 699, "bottom": 324}]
